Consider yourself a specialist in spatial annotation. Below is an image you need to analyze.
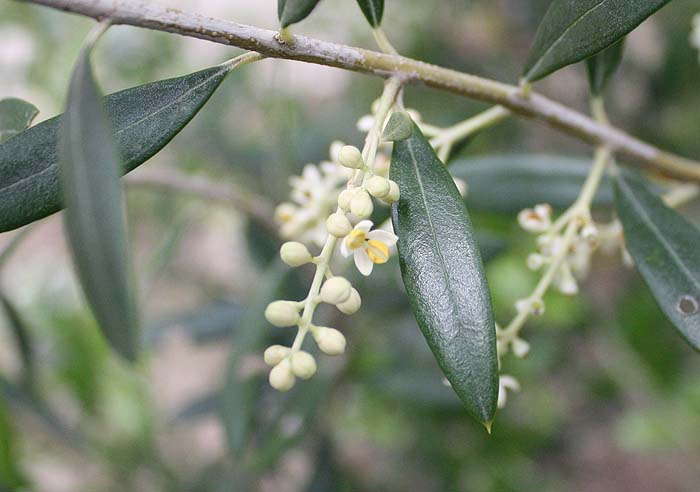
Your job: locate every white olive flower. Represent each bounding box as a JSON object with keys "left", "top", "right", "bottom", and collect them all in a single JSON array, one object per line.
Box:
[
  {"left": 497, "top": 375, "right": 521, "bottom": 409},
  {"left": 340, "top": 220, "right": 398, "bottom": 276},
  {"left": 518, "top": 203, "right": 552, "bottom": 233}
]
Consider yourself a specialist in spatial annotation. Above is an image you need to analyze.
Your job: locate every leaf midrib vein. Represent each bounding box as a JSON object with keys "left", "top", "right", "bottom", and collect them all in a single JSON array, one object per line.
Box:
[{"left": 0, "top": 67, "right": 225, "bottom": 197}]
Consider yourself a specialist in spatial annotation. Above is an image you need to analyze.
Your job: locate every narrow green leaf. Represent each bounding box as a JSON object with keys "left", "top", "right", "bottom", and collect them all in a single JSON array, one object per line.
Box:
[
  {"left": 586, "top": 39, "right": 625, "bottom": 95},
  {"left": 60, "top": 37, "right": 139, "bottom": 361},
  {"left": 0, "top": 98, "right": 38, "bottom": 144},
  {"left": 278, "top": 0, "right": 322, "bottom": 28},
  {"left": 523, "top": 0, "right": 672, "bottom": 82},
  {"left": 450, "top": 154, "right": 614, "bottom": 214},
  {"left": 0, "top": 65, "right": 232, "bottom": 233},
  {"left": 0, "top": 294, "right": 35, "bottom": 387},
  {"left": 383, "top": 111, "right": 413, "bottom": 142},
  {"left": 390, "top": 116, "right": 498, "bottom": 426},
  {"left": 614, "top": 172, "right": 700, "bottom": 350},
  {"left": 356, "top": 0, "right": 384, "bottom": 27}
]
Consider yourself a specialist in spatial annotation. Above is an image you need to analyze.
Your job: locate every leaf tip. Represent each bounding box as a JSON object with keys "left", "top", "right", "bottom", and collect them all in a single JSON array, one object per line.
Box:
[
  {"left": 382, "top": 111, "right": 413, "bottom": 142},
  {"left": 483, "top": 419, "right": 494, "bottom": 435}
]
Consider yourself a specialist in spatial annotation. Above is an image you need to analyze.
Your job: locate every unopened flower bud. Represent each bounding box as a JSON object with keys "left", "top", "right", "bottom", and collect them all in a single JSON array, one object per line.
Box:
[
  {"left": 320, "top": 277, "right": 352, "bottom": 304},
  {"left": 264, "top": 300, "right": 300, "bottom": 327},
  {"left": 383, "top": 180, "right": 400, "bottom": 204},
  {"left": 275, "top": 202, "right": 296, "bottom": 223},
  {"left": 264, "top": 345, "right": 290, "bottom": 366},
  {"left": 556, "top": 265, "right": 579, "bottom": 295},
  {"left": 269, "top": 359, "right": 296, "bottom": 391},
  {"left": 350, "top": 191, "right": 374, "bottom": 218},
  {"left": 366, "top": 176, "right": 390, "bottom": 198},
  {"left": 530, "top": 298, "right": 545, "bottom": 316},
  {"left": 512, "top": 337, "right": 530, "bottom": 358},
  {"left": 314, "top": 327, "right": 347, "bottom": 355},
  {"left": 339, "top": 145, "right": 364, "bottom": 169},
  {"left": 357, "top": 115, "right": 374, "bottom": 132},
  {"left": 280, "top": 242, "right": 312, "bottom": 267},
  {"left": 329, "top": 140, "right": 345, "bottom": 162},
  {"left": 326, "top": 213, "right": 352, "bottom": 237},
  {"left": 290, "top": 351, "right": 317, "bottom": 379},
  {"left": 527, "top": 253, "right": 545, "bottom": 271},
  {"left": 338, "top": 188, "right": 357, "bottom": 212},
  {"left": 336, "top": 288, "right": 361, "bottom": 315}
]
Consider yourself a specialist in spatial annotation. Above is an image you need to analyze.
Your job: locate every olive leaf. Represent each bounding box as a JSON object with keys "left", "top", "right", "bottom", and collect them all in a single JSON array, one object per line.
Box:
[
  {"left": 586, "top": 39, "right": 625, "bottom": 95},
  {"left": 450, "top": 154, "right": 614, "bottom": 213},
  {"left": 0, "top": 98, "right": 38, "bottom": 144},
  {"left": 356, "top": 0, "right": 384, "bottom": 28},
  {"left": 278, "top": 0, "right": 322, "bottom": 28},
  {"left": 389, "top": 112, "right": 498, "bottom": 427},
  {"left": 0, "top": 64, "right": 233, "bottom": 233},
  {"left": 523, "top": 0, "right": 672, "bottom": 82},
  {"left": 59, "top": 34, "right": 140, "bottom": 361},
  {"left": 614, "top": 171, "right": 700, "bottom": 350}
]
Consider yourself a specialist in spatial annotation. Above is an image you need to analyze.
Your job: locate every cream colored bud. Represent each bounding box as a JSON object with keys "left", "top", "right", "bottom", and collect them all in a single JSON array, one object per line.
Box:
[
  {"left": 320, "top": 277, "right": 352, "bottom": 304},
  {"left": 326, "top": 213, "right": 352, "bottom": 237},
  {"left": 350, "top": 191, "right": 374, "bottom": 218},
  {"left": 290, "top": 351, "right": 317, "bottom": 379},
  {"left": 329, "top": 140, "right": 345, "bottom": 162},
  {"left": 264, "top": 301, "right": 300, "bottom": 327},
  {"left": 280, "top": 241, "right": 312, "bottom": 267},
  {"left": 269, "top": 359, "right": 296, "bottom": 391},
  {"left": 366, "top": 176, "right": 390, "bottom": 198},
  {"left": 530, "top": 298, "right": 545, "bottom": 316},
  {"left": 383, "top": 180, "right": 400, "bottom": 204},
  {"left": 526, "top": 253, "right": 545, "bottom": 271},
  {"left": 275, "top": 202, "right": 296, "bottom": 223},
  {"left": 512, "top": 338, "right": 530, "bottom": 358},
  {"left": 338, "top": 188, "right": 357, "bottom": 212},
  {"left": 314, "top": 327, "right": 347, "bottom": 355},
  {"left": 336, "top": 288, "right": 361, "bottom": 315},
  {"left": 264, "top": 345, "right": 291, "bottom": 366},
  {"left": 339, "top": 145, "right": 364, "bottom": 169}
]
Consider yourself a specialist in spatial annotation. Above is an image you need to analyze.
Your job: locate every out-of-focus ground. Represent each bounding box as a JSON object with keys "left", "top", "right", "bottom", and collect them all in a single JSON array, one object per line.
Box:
[{"left": 2, "top": 1, "right": 700, "bottom": 491}]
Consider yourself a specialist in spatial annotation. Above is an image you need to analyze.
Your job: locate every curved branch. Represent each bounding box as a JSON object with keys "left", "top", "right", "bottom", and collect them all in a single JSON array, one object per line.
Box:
[{"left": 21, "top": 0, "right": 700, "bottom": 182}]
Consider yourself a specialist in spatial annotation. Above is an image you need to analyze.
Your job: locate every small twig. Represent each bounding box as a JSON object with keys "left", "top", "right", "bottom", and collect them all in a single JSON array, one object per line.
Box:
[{"left": 21, "top": 0, "right": 700, "bottom": 183}]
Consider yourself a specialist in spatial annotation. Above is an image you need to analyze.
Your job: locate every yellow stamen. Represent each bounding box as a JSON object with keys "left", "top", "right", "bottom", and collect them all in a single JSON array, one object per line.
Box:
[
  {"left": 366, "top": 240, "right": 389, "bottom": 264},
  {"left": 346, "top": 229, "right": 367, "bottom": 250}
]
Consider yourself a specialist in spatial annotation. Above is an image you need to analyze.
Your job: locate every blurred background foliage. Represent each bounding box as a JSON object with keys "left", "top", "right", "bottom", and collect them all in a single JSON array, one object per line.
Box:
[{"left": 1, "top": 0, "right": 700, "bottom": 491}]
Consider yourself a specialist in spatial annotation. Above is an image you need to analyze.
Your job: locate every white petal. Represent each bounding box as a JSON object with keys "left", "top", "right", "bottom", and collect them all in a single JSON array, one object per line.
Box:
[
  {"left": 355, "top": 220, "right": 373, "bottom": 233},
  {"left": 354, "top": 250, "right": 374, "bottom": 276},
  {"left": 367, "top": 229, "right": 398, "bottom": 246},
  {"left": 340, "top": 237, "right": 351, "bottom": 258}
]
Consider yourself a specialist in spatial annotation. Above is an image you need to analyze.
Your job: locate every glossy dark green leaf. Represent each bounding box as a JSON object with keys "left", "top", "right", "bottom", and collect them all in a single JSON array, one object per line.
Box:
[
  {"left": 0, "top": 98, "right": 38, "bottom": 144},
  {"left": 356, "top": 0, "right": 384, "bottom": 27},
  {"left": 0, "top": 65, "right": 232, "bottom": 233},
  {"left": 278, "top": 0, "right": 322, "bottom": 28},
  {"left": 586, "top": 39, "right": 625, "bottom": 95},
  {"left": 614, "top": 172, "right": 700, "bottom": 350},
  {"left": 60, "top": 40, "right": 139, "bottom": 362},
  {"left": 382, "top": 109, "right": 413, "bottom": 141},
  {"left": 523, "top": 0, "right": 672, "bottom": 82},
  {"left": 450, "top": 154, "right": 614, "bottom": 214},
  {"left": 389, "top": 113, "right": 498, "bottom": 426}
]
